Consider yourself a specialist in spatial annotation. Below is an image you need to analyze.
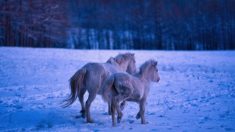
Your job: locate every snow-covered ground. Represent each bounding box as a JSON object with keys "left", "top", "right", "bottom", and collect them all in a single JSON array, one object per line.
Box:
[{"left": 0, "top": 47, "right": 235, "bottom": 132}]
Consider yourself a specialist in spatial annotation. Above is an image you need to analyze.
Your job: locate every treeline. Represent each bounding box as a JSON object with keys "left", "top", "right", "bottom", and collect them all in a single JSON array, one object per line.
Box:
[
  {"left": 1, "top": 0, "right": 235, "bottom": 50},
  {"left": 0, "top": 0, "right": 68, "bottom": 48}
]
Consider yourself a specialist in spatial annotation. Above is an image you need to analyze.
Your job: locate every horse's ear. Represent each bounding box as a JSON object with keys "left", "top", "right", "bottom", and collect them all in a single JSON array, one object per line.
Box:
[
  {"left": 152, "top": 61, "right": 158, "bottom": 66},
  {"left": 107, "top": 57, "right": 115, "bottom": 63},
  {"left": 155, "top": 61, "right": 158, "bottom": 66}
]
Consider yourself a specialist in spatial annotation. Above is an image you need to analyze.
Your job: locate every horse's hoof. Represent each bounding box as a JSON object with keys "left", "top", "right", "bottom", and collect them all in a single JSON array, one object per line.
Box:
[
  {"left": 136, "top": 113, "right": 140, "bottom": 119},
  {"left": 81, "top": 114, "right": 85, "bottom": 118},
  {"left": 117, "top": 114, "right": 123, "bottom": 123},
  {"left": 103, "top": 112, "right": 111, "bottom": 115},
  {"left": 75, "top": 115, "right": 81, "bottom": 119},
  {"left": 120, "top": 102, "right": 126, "bottom": 111},
  {"left": 87, "top": 119, "right": 94, "bottom": 123},
  {"left": 141, "top": 121, "right": 148, "bottom": 124},
  {"left": 117, "top": 118, "right": 121, "bottom": 123},
  {"left": 80, "top": 110, "right": 86, "bottom": 118}
]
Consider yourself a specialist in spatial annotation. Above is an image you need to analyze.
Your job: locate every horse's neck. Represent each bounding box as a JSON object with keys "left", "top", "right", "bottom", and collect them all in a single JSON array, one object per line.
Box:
[
  {"left": 118, "top": 61, "right": 129, "bottom": 71},
  {"left": 135, "top": 73, "right": 150, "bottom": 96},
  {"left": 104, "top": 62, "right": 122, "bottom": 73},
  {"left": 113, "top": 64, "right": 123, "bottom": 72},
  {"left": 137, "top": 72, "right": 151, "bottom": 83}
]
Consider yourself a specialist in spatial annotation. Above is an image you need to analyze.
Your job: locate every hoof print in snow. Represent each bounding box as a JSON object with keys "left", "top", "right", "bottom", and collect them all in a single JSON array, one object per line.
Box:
[
  {"left": 225, "top": 128, "right": 233, "bottom": 131},
  {"left": 36, "top": 121, "right": 53, "bottom": 130},
  {"left": 74, "top": 115, "right": 83, "bottom": 119},
  {"left": 97, "top": 122, "right": 104, "bottom": 126},
  {"left": 147, "top": 112, "right": 155, "bottom": 115},
  {"left": 158, "top": 114, "right": 164, "bottom": 118},
  {"left": 94, "top": 129, "right": 100, "bottom": 132},
  {"left": 199, "top": 116, "right": 210, "bottom": 124},
  {"left": 198, "top": 121, "right": 204, "bottom": 124},
  {"left": 128, "top": 120, "right": 135, "bottom": 124},
  {"left": 143, "top": 121, "right": 149, "bottom": 124},
  {"left": 15, "top": 105, "right": 23, "bottom": 109}
]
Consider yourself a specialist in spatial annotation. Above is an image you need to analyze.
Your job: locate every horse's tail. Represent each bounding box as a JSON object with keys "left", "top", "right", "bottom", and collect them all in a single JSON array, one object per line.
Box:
[
  {"left": 102, "top": 76, "right": 115, "bottom": 103},
  {"left": 62, "top": 67, "right": 86, "bottom": 108}
]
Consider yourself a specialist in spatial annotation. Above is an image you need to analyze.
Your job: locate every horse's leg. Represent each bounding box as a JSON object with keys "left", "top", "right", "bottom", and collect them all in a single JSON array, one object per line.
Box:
[
  {"left": 79, "top": 87, "right": 86, "bottom": 118},
  {"left": 120, "top": 101, "right": 126, "bottom": 111},
  {"left": 116, "top": 102, "right": 123, "bottom": 123},
  {"left": 139, "top": 99, "right": 146, "bottom": 124},
  {"left": 111, "top": 99, "right": 117, "bottom": 127},
  {"left": 136, "top": 111, "right": 141, "bottom": 119},
  {"left": 114, "top": 96, "right": 123, "bottom": 123},
  {"left": 85, "top": 92, "right": 96, "bottom": 123},
  {"left": 108, "top": 101, "right": 112, "bottom": 115},
  {"left": 136, "top": 99, "right": 145, "bottom": 120}
]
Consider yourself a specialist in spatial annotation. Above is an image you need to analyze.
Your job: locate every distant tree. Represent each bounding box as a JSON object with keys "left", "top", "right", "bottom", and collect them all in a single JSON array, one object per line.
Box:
[{"left": 0, "top": 0, "right": 69, "bottom": 47}]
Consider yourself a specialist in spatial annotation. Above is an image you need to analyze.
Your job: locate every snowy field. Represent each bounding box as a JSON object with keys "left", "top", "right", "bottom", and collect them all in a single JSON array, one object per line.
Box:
[{"left": 0, "top": 47, "right": 235, "bottom": 132}]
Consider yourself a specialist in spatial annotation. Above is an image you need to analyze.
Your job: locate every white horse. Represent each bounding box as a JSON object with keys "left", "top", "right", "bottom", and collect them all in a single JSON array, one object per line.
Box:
[
  {"left": 63, "top": 53, "right": 137, "bottom": 123},
  {"left": 102, "top": 60, "right": 160, "bottom": 126}
]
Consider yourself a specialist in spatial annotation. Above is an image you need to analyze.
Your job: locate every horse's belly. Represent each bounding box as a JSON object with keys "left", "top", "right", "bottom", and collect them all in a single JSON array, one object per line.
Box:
[{"left": 127, "top": 92, "right": 143, "bottom": 102}]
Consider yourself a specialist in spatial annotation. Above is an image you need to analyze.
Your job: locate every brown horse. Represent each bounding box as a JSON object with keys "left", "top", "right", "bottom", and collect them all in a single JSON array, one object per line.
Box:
[
  {"left": 63, "top": 53, "right": 136, "bottom": 123},
  {"left": 102, "top": 60, "right": 160, "bottom": 126}
]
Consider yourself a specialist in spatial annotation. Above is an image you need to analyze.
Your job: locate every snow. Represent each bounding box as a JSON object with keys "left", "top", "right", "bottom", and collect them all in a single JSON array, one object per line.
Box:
[{"left": 0, "top": 47, "right": 235, "bottom": 131}]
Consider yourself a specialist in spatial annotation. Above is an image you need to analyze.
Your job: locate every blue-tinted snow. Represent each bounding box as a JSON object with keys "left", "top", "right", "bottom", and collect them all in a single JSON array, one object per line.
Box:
[{"left": 0, "top": 47, "right": 235, "bottom": 131}]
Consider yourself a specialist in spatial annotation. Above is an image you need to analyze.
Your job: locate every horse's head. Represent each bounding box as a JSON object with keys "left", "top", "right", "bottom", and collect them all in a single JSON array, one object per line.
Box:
[
  {"left": 139, "top": 60, "right": 160, "bottom": 83},
  {"left": 114, "top": 53, "right": 136, "bottom": 74},
  {"left": 126, "top": 53, "right": 136, "bottom": 74},
  {"left": 106, "top": 57, "right": 118, "bottom": 66}
]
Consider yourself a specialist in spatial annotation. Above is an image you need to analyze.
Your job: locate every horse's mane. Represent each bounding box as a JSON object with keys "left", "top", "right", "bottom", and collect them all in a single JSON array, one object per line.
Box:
[{"left": 115, "top": 53, "right": 134, "bottom": 60}]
